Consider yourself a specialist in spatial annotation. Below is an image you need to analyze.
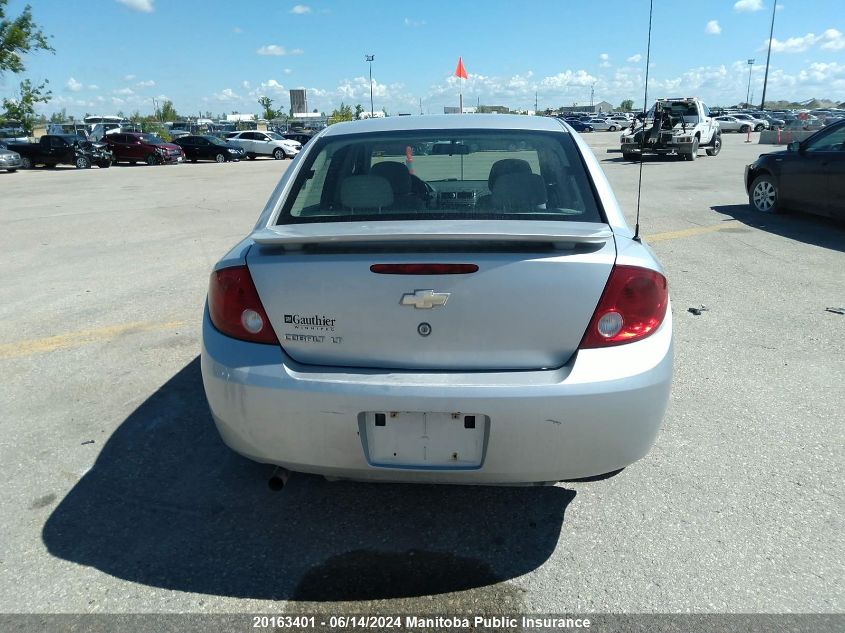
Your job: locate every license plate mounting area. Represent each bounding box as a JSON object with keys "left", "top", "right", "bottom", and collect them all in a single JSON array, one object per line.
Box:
[{"left": 361, "top": 411, "right": 488, "bottom": 470}]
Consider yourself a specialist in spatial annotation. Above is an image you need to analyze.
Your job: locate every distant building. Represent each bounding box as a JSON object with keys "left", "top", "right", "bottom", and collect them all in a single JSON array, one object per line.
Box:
[
  {"left": 226, "top": 113, "right": 255, "bottom": 122},
  {"left": 290, "top": 89, "right": 308, "bottom": 116},
  {"left": 443, "top": 106, "right": 477, "bottom": 114},
  {"left": 478, "top": 105, "right": 510, "bottom": 114},
  {"left": 567, "top": 101, "right": 614, "bottom": 114}
]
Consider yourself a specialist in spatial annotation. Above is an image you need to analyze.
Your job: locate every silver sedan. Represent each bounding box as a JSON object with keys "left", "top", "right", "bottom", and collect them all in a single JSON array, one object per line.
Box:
[
  {"left": 0, "top": 143, "right": 23, "bottom": 172},
  {"left": 201, "top": 115, "right": 673, "bottom": 485}
]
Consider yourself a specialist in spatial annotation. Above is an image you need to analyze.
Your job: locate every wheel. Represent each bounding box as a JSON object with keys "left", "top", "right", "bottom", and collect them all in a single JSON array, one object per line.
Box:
[
  {"left": 75, "top": 156, "right": 91, "bottom": 169},
  {"left": 609, "top": 125, "right": 617, "bottom": 132},
  {"left": 145, "top": 154, "right": 158, "bottom": 166},
  {"left": 685, "top": 138, "right": 699, "bottom": 161},
  {"left": 214, "top": 153, "right": 226, "bottom": 163},
  {"left": 20, "top": 156, "right": 33, "bottom": 169},
  {"left": 754, "top": 124, "right": 765, "bottom": 132},
  {"left": 112, "top": 157, "right": 119, "bottom": 165},
  {"left": 273, "top": 148, "right": 285, "bottom": 160},
  {"left": 247, "top": 154, "right": 256, "bottom": 160},
  {"left": 6, "top": 168, "right": 16, "bottom": 173},
  {"left": 749, "top": 174, "right": 780, "bottom": 213},
  {"left": 706, "top": 133, "right": 722, "bottom": 156},
  {"left": 44, "top": 162, "right": 57, "bottom": 169},
  {"left": 740, "top": 125, "right": 751, "bottom": 134}
]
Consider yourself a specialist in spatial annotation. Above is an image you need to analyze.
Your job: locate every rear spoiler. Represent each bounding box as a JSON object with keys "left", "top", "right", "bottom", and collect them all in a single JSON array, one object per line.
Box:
[{"left": 251, "top": 220, "right": 613, "bottom": 249}]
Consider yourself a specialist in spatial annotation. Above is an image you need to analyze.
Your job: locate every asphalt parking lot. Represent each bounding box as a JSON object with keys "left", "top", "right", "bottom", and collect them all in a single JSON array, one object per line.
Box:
[{"left": 0, "top": 133, "right": 842, "bottom": 617}]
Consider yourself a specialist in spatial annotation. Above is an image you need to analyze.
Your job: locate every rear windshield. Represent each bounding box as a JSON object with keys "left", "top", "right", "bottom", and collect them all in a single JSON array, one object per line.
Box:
[{"left": 277, "top": 129, "right": 602, "bottom": 224}]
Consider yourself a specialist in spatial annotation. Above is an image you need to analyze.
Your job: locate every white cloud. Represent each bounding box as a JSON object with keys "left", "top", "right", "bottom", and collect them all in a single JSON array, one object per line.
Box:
[
  {"left": 233, "top": 26, "right": 242, "bottom": 34},
  {"left": 66, "top": 77, "right": 82, "bottom": 92},
  {"left": 404, "top": 17, "right": 426, "bottom": 27},
  {"left": 627, "top": 54, "right": 642, "bottom": 63},
  {"left": 290, "top": 4, "right": 311, "bottom": 14},
  {"left": 599, "top": 53, "right": 609, "bottom": 61},
  {"left": 111, "top": 97, "right": 125, "bottom": 106},
  {"left": 252, "top": 79, "right": 286, "bottom": 96},
  {"left": 135, "top": 80, "right": 155, "bottom": 88},
  {"left": 734, "top": 0, "right": 763, "bottom": 12},
  {"left": 88, "top": 84, "right": 99, "bottom": 90},
  {"left": 214, "top": 88, "right": 240, "bottom": 102},
  {"left": 242, "top": 80, "right": 251, "bottom": 90},
  {"left": 705, "top": 20, "right": 722, "bottom": 35},
  {"left": 115, "top": 0, "right": 154, "bottom": 13},
  {"left": 283, "top": 68, "right": 293, "bottom": 75},
  {"left": 114, "top": 87, "right": 134, "bottom": 96},
  {"left": 257, "top": 44, "right": 301, "bottom": 56},
  {"left": 124, "top": 74, "right": 136, "bottom": 81},
  {"left": 820, "top": 28, "right": 845, "bottom": 51}
]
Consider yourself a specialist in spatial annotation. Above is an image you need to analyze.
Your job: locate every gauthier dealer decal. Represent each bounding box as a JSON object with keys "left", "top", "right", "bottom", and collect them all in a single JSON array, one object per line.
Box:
[{"left": 284, "top": 314, "right": 337, "bottom": 331}]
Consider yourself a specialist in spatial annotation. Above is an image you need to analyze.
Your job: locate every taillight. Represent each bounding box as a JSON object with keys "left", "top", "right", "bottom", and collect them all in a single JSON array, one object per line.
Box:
[
  {"left": 579, "top": 265, "right": 668, "bottom": 349},
  {"left": 208, "top": 266, "right": 279, "bottom": 344}
]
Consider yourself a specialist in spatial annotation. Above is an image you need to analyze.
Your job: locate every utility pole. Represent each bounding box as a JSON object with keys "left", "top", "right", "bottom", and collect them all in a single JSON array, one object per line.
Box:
[
  {"left": 535, "top": 91, "right": 538, "bottom": 113},
  {"left": 760, "top": 0, "right": 777, "bottom": 110},
  {"left": 746, "top": 59, "right": 755, "bottom": 107},
  {"left": 365, "top": 54, "right": 375, "bottom": 117},
  {"left": 590, "top": 83, "right": 595, "bottom": 109}
]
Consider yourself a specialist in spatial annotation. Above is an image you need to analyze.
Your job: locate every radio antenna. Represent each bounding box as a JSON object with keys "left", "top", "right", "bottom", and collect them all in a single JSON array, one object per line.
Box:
[{"left": 633, "top": 0, "right": 654, "bottom": 243}]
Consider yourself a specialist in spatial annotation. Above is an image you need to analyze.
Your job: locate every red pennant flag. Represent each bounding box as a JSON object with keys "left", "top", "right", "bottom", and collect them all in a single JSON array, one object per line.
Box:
[{"left": 454, "top": 57, "right": 468, "bottom": 80}]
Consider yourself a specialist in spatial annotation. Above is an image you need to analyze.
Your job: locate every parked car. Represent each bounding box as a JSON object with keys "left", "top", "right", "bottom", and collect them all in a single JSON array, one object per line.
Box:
[
  {"left": 714, "top": 115, "right": 751, "bottom": 133},
  {"left": 745, "top": 118, "right": 845, "bottom": 220},
  {"left": 172, "top": 135, "right": 246, "bottom": 162},
  {"left": 752, "top": 113, "right": 786, "bottom": 128},
  {"left": 608, "top": 115, "right": 633, "bottom": 128},
  {"left": 587, "top": 118, "right": 623, "bottom": 132},
  {"left": 0, "top": 141, "right": 23, "bottom": 172},
  {"left": 283, "top": 132, "right": 314, "bottom": 146},
  {"left": 732, "top": 114, "right": 769, "bottom": 132},
  {"left": 8, "top": 134, "right": 113, "bottom": 169},
  {"left": 564, "top": 119, "right": 594, "bottom": 132},
  {"left": 103, "top": 132, "right": 184, "bottom": 165},
  {"left": 200, "top": 114, "right": 673, "bottom": 484},
  {"left": 225, "top": 131, "right": 301, "bottom": 159}
]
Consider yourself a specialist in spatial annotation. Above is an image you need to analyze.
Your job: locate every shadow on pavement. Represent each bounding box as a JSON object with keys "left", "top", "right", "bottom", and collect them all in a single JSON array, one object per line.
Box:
[
  {"left": 712, "top": 204, "right": 845, "bottom": 253},
  {"left": 43, "top": 357, "right": 575, "bottom": 602}
]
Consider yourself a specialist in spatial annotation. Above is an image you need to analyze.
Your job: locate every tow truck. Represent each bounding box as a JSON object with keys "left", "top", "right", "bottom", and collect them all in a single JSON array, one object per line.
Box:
[{"left": 620, "top": 97, "right": 721, "bottom": 161}]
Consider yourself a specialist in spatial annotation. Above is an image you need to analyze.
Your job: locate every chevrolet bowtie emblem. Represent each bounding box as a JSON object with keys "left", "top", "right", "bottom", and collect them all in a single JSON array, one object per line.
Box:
[{"left": 400, "top": 290, "right": 450, "bottom": 309}]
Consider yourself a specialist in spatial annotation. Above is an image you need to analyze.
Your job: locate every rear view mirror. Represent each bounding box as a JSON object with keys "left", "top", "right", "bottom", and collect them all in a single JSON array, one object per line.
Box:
[
  {"left": 430, "top": 141, "right": 470, "bottom": 156},
  {"left": 787, "top": 141, "right": 801, "bottom": 152}
]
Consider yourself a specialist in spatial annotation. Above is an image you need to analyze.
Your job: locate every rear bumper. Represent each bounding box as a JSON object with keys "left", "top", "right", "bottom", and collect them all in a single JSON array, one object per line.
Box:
[{"left": 201, "top": 306, "right": 673, "bottom": 484}]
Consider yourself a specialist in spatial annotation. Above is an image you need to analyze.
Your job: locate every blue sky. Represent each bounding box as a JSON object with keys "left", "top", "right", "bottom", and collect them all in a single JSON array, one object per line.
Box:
[{"left": 2, "top": 0, "right": 843, "bottom": 118}]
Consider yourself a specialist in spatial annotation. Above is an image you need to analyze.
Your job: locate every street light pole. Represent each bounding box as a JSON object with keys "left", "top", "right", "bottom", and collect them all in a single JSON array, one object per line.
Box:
[
  {"left": 365, "top": 54, "right": 375, "bottom": 117},
  {"left": 746, "top": 59, "right": 755, "bottom": 107},
  {"left": 760, "top": 0, "right": 777, "bottom": 110}
]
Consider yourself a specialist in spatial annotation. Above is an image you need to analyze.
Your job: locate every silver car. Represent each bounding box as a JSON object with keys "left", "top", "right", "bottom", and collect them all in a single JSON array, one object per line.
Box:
[
  {"left": 0, "top": 143, "right": 23, "bottom": 172},
  {"left": 201, "top": 115, "right": 673, "bottom": 485}
]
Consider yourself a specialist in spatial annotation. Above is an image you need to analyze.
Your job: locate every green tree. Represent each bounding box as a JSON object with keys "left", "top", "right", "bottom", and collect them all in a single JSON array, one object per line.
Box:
[
  {"left": 257, "top": 96, "right": 277, "bottom": 120},
  {"left": 354, "top": 104, "right": 364, "bottom": 119},
  {"left": 157, "top": 100, "right": 177, "bottom": 122},
  {"left": 329, "top": 102, "right": 354, "bottom": 123},
  {"left": 48, "top": 107, "right": 66, "bottom": 123},
  {"left": 0, "top": 0, "right": 53, "bottom": 75},
  {"left": 2, "top": 78, "right": 51, "bottom": 133},
  {"left": 619, "top": 99, "right": 634, "bottom": 111}
]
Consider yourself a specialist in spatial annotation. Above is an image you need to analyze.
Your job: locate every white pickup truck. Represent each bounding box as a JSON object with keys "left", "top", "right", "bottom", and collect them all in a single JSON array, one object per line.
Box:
[{"left": 620, "top": 97, "right": 721, "bottom": 161}]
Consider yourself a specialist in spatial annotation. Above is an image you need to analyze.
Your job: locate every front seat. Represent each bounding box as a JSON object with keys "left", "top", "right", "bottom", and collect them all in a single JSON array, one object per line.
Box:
[
  {"left": 477, "top": 158, "right": 534, "bottom": 209},
  {"left": 490, "top": 172, "right": 547, "bottom": 212},
  {"left": 370, "top": 161, "right": 426, "bottom": 210}
]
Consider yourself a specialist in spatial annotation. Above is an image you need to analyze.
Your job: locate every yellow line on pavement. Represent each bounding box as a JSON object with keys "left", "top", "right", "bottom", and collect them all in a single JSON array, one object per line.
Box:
[
  {"left": 0, "top": 320, "right": 189, "bottom": 360},
  {"left": 646, "top": 221, "right": 740, "bottom": 243}
]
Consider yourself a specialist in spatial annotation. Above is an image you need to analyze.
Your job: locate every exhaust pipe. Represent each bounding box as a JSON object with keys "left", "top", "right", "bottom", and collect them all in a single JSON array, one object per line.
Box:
[{"left": 268, "top": 467, "right": 290, "bottom": 491}]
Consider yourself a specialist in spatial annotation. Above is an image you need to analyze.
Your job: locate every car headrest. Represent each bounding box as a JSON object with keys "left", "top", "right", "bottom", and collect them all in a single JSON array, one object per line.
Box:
[
  {"left": 340, "top": 175, "right": 394, "bottom": 210},
  {"left": 491, "top": 172, "right": 547, "bottom": 210},
  {"left": 370, "top": 161, "right": 412, "bottom": 196},
  {"left": 487, "top": 158, "right": 532, "bottom": 190}
]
